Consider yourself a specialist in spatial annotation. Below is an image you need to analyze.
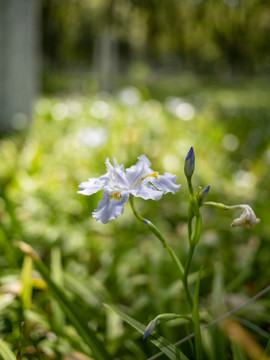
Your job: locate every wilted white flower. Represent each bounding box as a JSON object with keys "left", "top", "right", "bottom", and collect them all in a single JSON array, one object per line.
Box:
[
  {"left": 230, "top": 204, "right": 260, "bottom": 229},
  {"left": 78, "top": 155, "right": 181, "bottom": 224}
]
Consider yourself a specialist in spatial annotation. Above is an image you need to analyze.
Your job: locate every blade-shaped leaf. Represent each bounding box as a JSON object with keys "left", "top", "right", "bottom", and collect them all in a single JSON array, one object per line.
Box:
[
  {"left": 231, "top": 340, "right": 247, "bottom": 360},
  {"left": 21, "top": 255, "right": 33, "bottom": 309},
  {"left": 192, "top": 268, "right": 203, "bottom": 360},
  {"left": 50, "top": 247, "right": 65, "bottom": 333},
  {"left": 0, "top": 339, "right": 16, "bottom": 360},
  {"left": 16, "top": 242, "right": 110, "bottom": 360},
  {"left": 104, "top": 303, "right": 190, "bottom": 360}
]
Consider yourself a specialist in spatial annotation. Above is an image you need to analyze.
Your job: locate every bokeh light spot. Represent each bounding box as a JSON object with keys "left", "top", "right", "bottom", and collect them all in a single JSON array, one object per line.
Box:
[
  {"left": 78, "top": 127, "right": 107, "bottom": 148},
  {"left": 165, "top": 97, "right": 195, "bottom": 120},
  {"left": 90, "top": 100, "right": 110, "bottom": 119},
  {"left": 35, "top": 98, "right": 52, "bottom": 116},
  {"left": 175, "top": 103, "right": 195, "bottom": 121},
  {"left": 51, "top": 103, "right": 68, "bottom": 121},
  {"left": 222, "top": 134, "right": 239, "bottom": 152},
  {"left": 68, "top": 101, "right": 83, "bottom": 118},
  {"left": 234, "top": 170, "right": 256, "bottom": 190},
  {"left": 119, "top": 86, "right": 141, "bottom": 106},
  {"left": 162, "top": 154, "right": 180, "bottom": 172}
]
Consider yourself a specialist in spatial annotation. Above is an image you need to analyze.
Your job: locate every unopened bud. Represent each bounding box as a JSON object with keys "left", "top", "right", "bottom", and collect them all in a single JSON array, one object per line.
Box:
[
  {"left": 184, "top": 147, "right": 195, "bottom": 179},
  {"left": 143, "top": 319, "right": 157, "bottom": 340},
  {"left": 199, "top": 185, "right": 210, "bottom": 202}
]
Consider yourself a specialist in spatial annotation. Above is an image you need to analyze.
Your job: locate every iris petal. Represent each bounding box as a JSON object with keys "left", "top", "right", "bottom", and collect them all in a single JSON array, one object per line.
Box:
[
  {"left": 93, "top": 189, "right": 129, "bottom": 224},
  {"left": 78, "top": 175, "right": 109, "bottom": 195},
  {"left": 126, "top": 155, "right": 153, "bottom": 188},
  {"left": 130, "top": 183, "right": 163, "bottom": 200},
  {"left": 106, "top": 158, "right": 129, "bottom": 187},
  {"left": 152, "top": 172, "right": 181, "bottom": 195}
]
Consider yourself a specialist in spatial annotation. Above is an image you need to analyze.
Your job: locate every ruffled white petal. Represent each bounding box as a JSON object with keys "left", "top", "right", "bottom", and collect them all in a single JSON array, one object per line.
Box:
[
  {"left": 137, "top": 154, "right": 151, "bottom": 167},
  {"left": 126, "top": 155, "right": 153, "bottom": 188},
  {"left": 105, "top": 158, "right": 129, "bottom": 188},
  {"left": 93, "top": 189, "right": 129, "bottom": 224},
  {"left": 78, "top": 175, "right": 109, "bottom": 195},
  {"left": 152, "top": 172, "right": 181, "bottom": 195},
  {"left": 130, "top": 183, "right": 163, "bottom": 200}
]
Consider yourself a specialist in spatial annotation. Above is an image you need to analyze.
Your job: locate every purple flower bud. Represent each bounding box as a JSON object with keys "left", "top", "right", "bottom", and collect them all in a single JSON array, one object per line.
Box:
[
  {"left": 143, "top": 319, "right": 157, "bottom": 340},
  {"left": 200, "top": 185, "right": 210, "bottom": 200},
  {"left": 143, "top": 219, "right": 150, "bottom": 225},
  {"left": 184, "top": 147, "right": 195, "bottom": 179}
]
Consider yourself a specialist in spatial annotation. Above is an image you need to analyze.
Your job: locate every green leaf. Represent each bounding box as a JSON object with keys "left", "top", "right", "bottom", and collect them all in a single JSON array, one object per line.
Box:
[
  {"left": 0, "top": 339, "right": 16, "bottom": 360},
  {"left": 231, "top": 316, "right": 270, "bottom": 340},
  {"left": 16, "top": 242, "right": 110, "bottom": 360},
  {"left": 50, "top": 247, "right": 65, "bottom": 333},
  {"left": 231, "top": 340, "right": 247, "bottom": 360},
  {"left": 192, "top": 268, "right": 203, "bottom": 360},
  {"left": 35, "top": 257, "right": 110, "bottom": 360},
  {"left": 264, "top": 338, "right": 270, "bottom": 357},
  {"left": 21, "top": 255, "right": 33, "bottom": 309},
  {"left": 64, "top": 272, "right": 111, "bottom": 307},
  {"left": 104, "top": 303, "right": 190, "bottom": 360},
  {"left": 212, "top": 262, "right": 226, "bottom": 360},
  {"left": 201, "top": 329, "right": 215, "bottom": 360}
]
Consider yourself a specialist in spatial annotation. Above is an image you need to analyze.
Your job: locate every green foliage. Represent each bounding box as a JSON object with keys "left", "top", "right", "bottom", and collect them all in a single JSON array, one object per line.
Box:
[
  {"left": 0, "top": 340, "right": 16, "bottom": 360},
  {"left": 192, "top": 269, "right": 203, "bottom": 360},
  {"left": 18, "top": 245, "right": 110, "bottom": 360},
  {"left": 105, "top": 303, "right": 190, "bottom": 360},
  {"left": 42, "top": 0, "right": 270, "bottom": 73},
  {"left": 0, "top": 76, "right": 270, "bottom": 358}
]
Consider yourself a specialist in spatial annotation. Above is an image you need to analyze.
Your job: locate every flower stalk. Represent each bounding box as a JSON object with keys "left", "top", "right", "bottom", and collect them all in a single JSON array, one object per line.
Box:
[
  {"left": 129, "top": 195, "right": 184, "bottom": 280},
  {"left": 184, "top": 148, "right": 204, "bottom": 359}
]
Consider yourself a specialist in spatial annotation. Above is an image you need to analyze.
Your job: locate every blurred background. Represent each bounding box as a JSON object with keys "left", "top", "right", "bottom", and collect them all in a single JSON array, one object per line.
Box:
[{"left": 0, "top": 0, "right": 270, "bottom": 359}]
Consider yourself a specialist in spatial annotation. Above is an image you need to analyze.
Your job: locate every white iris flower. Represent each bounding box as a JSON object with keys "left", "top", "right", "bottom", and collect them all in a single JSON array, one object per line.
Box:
[{"left": 78, "top": 155, "right": 181, "bottom": 224}]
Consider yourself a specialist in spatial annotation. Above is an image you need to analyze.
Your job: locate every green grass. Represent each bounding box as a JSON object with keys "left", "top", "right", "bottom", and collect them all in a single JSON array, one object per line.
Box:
[{"left": 0, "top": 74, "right": 269, "bottom": 359}]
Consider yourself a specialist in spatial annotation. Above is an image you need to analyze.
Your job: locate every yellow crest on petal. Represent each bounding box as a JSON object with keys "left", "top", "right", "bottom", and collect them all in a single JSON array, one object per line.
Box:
[{"left": 110, "top": 191, "right": 122, "bottom": 200}]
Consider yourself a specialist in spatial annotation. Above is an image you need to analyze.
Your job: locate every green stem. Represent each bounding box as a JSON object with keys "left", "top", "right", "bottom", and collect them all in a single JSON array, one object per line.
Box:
[
  {"left": 187, "top": 179, "right": 194, "bottom": 195},
  {"left": 187, "top": 203, "right": 193, "bottom": 242},
  {"left": 185, "top": 195, "right": 202, "bottom": 309},
  {"left": 183, "top": 244, "right": 195, "bottom": 309},
  {"left": 184, "top": 176, "right": 203, "bottom": 358},
  {"left": 203, "top": 201, "right": 229, "bottom": 210},
  {"left": 129, "top": 196, "right": 184, "bottom": 280}
]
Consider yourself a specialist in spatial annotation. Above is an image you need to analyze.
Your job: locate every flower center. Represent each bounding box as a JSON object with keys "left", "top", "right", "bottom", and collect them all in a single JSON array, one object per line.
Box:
[{"left": 110, "top": 191, "right": 122, "bottom": 200}]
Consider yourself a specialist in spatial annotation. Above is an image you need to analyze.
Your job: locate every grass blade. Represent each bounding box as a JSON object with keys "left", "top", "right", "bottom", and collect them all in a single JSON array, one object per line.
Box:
[
  {"left": 50, "top": 247, "right": 65, "bottom": 333},
  {"left": 231, "top": 340, "right": 247, "bottom": 360},
  {"left": 0, "top": 339, "right": 16, "bottom": 360},
  {"left": 104, "top": 303, "right": 190, "bottom": 360},
  {"left": 192, "top": 268, "right": 202, "bottom": 360},
  {"left": 222, "top": 319, "right": 270, "bottom": 360},
  {"left": 212, "top": 262, "right": 226, "bottom": 360},
  {"left": 16, "top": 242, "right": 110, "bottom": 360},
  {"left": 21, "top": 255, "right": 33, "bottom": 309}
]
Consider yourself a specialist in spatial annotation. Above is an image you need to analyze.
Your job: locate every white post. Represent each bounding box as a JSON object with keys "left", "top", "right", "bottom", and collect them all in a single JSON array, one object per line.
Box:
[
  {"left": 94, "top": 28, "right": 118, "bottom": 93},
  {"left": 0, "top": 0, "right": 39, "bottom": 134}
]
